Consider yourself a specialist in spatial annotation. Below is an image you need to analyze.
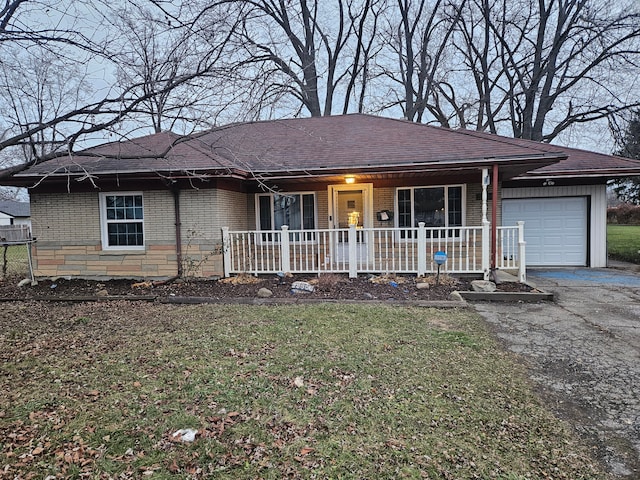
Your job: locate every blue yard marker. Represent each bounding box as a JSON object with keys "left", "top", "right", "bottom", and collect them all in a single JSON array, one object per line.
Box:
[{"left": 434, "top": 251, "right": 448, "bottom": 285}]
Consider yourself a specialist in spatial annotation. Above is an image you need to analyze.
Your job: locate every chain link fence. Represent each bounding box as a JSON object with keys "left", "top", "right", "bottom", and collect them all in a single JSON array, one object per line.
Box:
[
  {"left": 1, "top": 244, "right": 30, "bottom": 279},
  {"left": 0, "top": 225, "right": 34, "bottom": 281}
]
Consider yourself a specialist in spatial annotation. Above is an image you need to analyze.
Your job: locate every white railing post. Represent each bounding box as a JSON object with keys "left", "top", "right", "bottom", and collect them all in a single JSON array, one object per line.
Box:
[
  {"left": 417, "top": 222, "right": 427, "bottom": 277},
  {"left": 482, "top": 219, "right": 491, "bottom": 280},
  {"left": 517, "top": 221, "right": 526, "bottom": 283},
  {"left": 280, "top": 226, "right": 291, "bottom": 274},
  {"left": 221, "top": 227, "right": 231, "bottom": 277},
  {"left": 348, "top": 224, "right": 358, "bottom": 278}
]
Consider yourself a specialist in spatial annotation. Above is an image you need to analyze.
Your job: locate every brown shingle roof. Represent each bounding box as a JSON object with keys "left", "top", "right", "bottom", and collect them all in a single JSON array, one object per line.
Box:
[
  {"left": 8, "top": 115, "right": 568, "bottom": 183},
  {"left": 514, "top": 144, "right": 640, "bottom": 179},
  {"left": 8, "top": 114, "right": 640, "bottom": 185}
]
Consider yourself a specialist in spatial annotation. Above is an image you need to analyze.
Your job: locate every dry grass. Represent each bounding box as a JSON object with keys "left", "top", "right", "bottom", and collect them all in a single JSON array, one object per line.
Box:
[{"left": 0, "top": 302, "right": 607, "bottom": 479}]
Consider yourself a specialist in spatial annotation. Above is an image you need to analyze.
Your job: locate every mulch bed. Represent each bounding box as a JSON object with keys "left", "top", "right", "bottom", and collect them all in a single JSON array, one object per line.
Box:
[{"left": 0, "top": 273, "right": 532, "bottom": 302}]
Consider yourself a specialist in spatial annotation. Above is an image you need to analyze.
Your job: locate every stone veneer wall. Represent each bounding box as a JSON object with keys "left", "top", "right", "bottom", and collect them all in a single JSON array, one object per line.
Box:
[{"left": 30, "top": 188, "right": 247, "bottom": 280}]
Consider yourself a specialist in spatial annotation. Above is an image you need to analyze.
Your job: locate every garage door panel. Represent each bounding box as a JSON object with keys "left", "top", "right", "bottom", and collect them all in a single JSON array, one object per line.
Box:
[
  {"left": 502, "top": 197, "right": 587, "bottom": 266},
  {"left": 545, "top": 218, "right": 565, "bottom": 229}
]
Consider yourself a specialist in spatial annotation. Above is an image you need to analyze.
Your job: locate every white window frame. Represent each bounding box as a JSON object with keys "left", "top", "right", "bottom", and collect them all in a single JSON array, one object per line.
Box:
[
  {"left": 255, "top": 192, "right": 318, "bottom": 244},
  {"left": 395, "top": 185, "right": 466, "bottom": 241},
  {"left": 99, "top": 192, "right": 145, "bottom": 251}
]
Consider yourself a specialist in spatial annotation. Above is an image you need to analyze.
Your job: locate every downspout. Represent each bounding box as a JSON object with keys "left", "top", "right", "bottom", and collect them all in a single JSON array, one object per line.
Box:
[
  {"left": 172, "top": 185, "right": 183, "bottom": 278},
  {"left": 491, "top": 164, "right": 498, "bottom": 275}
]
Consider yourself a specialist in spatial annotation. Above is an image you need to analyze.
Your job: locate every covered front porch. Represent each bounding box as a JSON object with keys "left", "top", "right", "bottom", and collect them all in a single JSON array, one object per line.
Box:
[{"left": 222, "top": 222, "right": 526, "bottom": 282}]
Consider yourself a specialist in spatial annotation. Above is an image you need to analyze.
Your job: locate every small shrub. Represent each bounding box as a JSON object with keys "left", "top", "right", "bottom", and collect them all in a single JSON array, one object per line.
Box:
[
  {"left": 418, "top": 274, "right": 460, "bottom": 287},
  {"left": 316, "top": 273, "right": 347, "bottom": 291},
  {"left": 607, "top": 203, "right": 640, "bottom": 225}
]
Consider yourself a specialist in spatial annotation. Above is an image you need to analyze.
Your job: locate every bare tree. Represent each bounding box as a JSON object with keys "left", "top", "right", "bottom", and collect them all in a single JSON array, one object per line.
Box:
[
  {"left": 343, "top": 0, "right": 386, "bottom": 114},
  {"left": 0, "top": 0, "right": 235, "bottom": 178},
  {"left": 380, "top": 0, "right": 465, "bottom": 123},
  {"left": 447, "top": 0, "right": 640, "bottom": 141},
  {"left": 111, "top": 3, "right": 242, "bottom": 134},
  {"left": 0, "top": 48, "right": 93, "bottom": 160},
  {"left": 220, "top": 0, "right": 382, "bottom": 117}
]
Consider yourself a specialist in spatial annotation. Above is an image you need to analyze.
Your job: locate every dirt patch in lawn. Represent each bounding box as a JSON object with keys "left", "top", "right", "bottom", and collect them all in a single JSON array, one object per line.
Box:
[{"left": 0, "top": 273, "right": 533, "bottom": 302}]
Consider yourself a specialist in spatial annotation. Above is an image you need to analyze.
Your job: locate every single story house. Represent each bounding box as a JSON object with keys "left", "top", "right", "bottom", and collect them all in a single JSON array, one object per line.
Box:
[
  {"left": 0, "top": 200, "right": 31, "bottom": 228},
  {"left": 2, "top": 114, "right": 640, "bottom": 281}
]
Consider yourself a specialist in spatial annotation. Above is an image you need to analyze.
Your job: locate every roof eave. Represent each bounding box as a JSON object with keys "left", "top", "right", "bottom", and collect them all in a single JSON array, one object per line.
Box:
[
  {"left": 513, "top": 168, "right": 640, "bottom": 181},
  {"left": 3, "top": 153, "right": 565, "bottom": 188}
]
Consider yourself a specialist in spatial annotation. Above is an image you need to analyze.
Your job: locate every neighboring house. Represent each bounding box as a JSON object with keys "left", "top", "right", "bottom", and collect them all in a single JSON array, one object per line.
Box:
[
  {"left": 0, "top": 200, "right": 31, "bottom": 228},
  {"left": 2, "top": 114, "right": 640, "bottom": 280}
]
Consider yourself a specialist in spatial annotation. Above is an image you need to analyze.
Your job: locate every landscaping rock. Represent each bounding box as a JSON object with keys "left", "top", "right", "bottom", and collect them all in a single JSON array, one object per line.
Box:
[
  {"left": 257, "top": 287, "right": 273, "bottom": 298},
  {"left": 449, "top": 291, "right": 464, "bottom": 302},
  {"left": 17, "top": 278, "right": 32, "bottom": 287},
  {"left": 471, "top": 280, "right": 497, "bottom": 292},
  {"left": 96, "top": 289, "right": 109, "bottom": 297},
  {"left": 416, "top": 282, "right": 431, "bottom": 290}
]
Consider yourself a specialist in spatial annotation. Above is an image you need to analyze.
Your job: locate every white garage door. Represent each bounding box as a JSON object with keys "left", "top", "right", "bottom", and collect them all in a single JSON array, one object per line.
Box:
[{"left": 502, "top": 197, "right": 587, "bottom": 266}]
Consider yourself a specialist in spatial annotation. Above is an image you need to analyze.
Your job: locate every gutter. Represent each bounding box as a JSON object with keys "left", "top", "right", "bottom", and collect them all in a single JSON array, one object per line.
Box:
[
  {"left": 512, "top": 170, "right": 640, "bottom": 180},
  {"left": 172, "top": 185, "right": 183, "bottom": 277},
  {"left": 254, "top": 155, "right": 566, "bottom": 179}
]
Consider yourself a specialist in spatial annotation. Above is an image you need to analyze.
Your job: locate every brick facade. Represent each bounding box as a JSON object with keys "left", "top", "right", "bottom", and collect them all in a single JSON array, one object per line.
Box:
[{"left": 29, "top": 181, "right": 497, "bottom": 279}]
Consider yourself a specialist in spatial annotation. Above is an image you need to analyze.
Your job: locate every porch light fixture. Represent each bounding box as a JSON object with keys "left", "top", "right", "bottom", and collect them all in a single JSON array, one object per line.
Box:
[{"left": 344, "top": 175, "right": 356, "bottom": 184}]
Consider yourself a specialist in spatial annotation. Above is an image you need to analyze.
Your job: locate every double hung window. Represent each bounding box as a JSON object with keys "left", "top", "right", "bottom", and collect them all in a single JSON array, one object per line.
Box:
[
  {"left": 99, "top": 193, "right": 144, "bottom": 250},
  {"left": 397, "top": 186, "right": 464, "bottom": 238}
]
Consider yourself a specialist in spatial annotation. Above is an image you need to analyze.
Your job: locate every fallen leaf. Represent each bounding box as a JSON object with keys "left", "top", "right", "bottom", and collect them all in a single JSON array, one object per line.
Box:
[
  {"left": 133, "top": 381, "right": 142, "bottom": 388},
  {"left": 293, "top": 376, "right": 304, "bottom": 388},
  {"left": 31, "top": 447, "right": 44, "bottom": 455},
  {"left": 299, "top": 447, "right": 314, "bottom": 456},
  {"left": 168, "top": 459, "right": 180, "bottom": 473}
]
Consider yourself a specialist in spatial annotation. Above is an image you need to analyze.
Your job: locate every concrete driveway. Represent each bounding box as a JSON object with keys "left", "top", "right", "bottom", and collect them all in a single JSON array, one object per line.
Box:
[{"left": 474, "top": 267, "right": 640, "bottom": 479}]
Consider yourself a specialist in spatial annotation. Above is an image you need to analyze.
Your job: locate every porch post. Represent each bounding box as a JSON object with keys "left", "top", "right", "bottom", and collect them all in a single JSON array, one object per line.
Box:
[
  {"left": 417, "top": 222, "right": 427, "bottom": 277},
  {"left": 482, "top": 220, "right": 491, "bottom": 280},
  {"left": 517, "top": 221, "right": 527, "bottom": 283},
  {"left": 491, "top": 164, "right": 498, "bottom": 273},
  {"left": 221, "top": 227, "right": 231, "bottom": 277},
  {"left": 280, "top": 226, "right": 291, "bottom": 274},
  {"left": 481, "top": 168, "right": 489, "bottom": 223},
  {"left": 348, "top": 224, "right": 358, "bottom": 278},
  {"left": 481, "top": 168, "right": 491, "bottom": 281}
]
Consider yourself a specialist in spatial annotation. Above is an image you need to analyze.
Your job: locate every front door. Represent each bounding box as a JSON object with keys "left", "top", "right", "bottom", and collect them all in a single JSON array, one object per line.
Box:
[{"left": 328, "top": 183, "right": 373, "bottom": 263}]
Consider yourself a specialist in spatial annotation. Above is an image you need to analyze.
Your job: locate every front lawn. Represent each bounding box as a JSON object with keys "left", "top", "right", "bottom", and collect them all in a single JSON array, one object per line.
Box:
[
  {"left": 0, "top": 302, "right": 606, "bottom": 479},
  {"left": 607, "top": 224, "right": 640, "bottom": 264}
]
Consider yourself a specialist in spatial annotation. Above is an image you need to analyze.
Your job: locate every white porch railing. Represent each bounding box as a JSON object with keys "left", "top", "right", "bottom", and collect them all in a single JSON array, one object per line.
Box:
[{"left": 222, "top": 222, "right": 526, "bottom": 282}]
